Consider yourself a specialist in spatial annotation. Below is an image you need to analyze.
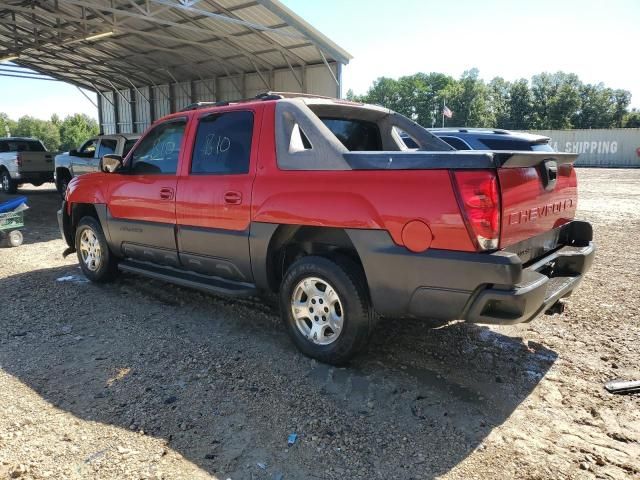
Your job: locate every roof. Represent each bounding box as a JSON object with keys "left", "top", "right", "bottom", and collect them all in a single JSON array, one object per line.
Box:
[
  {"left": 0, "top": 137, "right": 41, "bottom": 141},
  {"left": 428, "top": 128, "right": 550, "bottom": 142},
  {"left": 0, "top": 0, "right": 352, "bottom": 92}
]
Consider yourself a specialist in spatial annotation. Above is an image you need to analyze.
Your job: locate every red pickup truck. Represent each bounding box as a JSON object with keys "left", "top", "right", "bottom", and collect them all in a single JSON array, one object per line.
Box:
[{"left": 58, "top": 93, "right": 595, "bottom": 364}]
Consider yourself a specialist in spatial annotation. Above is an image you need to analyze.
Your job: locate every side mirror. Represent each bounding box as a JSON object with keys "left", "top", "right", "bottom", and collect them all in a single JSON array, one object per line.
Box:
[
  {"left": 100, "top": 154, "right": 123, "bottom": 173},
  {"left": 69, "top": 149, "right": 78, "bottom": 156}
]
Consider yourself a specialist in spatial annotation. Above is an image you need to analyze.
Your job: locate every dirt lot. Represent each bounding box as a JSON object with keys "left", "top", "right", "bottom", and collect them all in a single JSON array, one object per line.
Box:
[{"left": 0, "top": 169, "right": 638, "bottom": 480}]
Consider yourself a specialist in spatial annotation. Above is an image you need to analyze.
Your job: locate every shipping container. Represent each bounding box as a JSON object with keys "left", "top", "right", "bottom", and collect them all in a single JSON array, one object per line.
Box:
[{"left": 526, "top": 128, "right": 640, "bottom": 167}]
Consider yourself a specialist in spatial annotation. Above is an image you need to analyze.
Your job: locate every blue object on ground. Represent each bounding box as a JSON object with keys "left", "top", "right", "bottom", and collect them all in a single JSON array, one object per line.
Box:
[
  {"left": 0, "top": 196, "right": 27, "bottom": 213},
  {"left": 287, "top": 433, "right": 298, "bottom": 446}
]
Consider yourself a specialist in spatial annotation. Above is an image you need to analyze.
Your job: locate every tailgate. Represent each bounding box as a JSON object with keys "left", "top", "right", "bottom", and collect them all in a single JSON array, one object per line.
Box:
[
  {"left": 497, "top": 152, "right": 578, "bottom": 251},
  {"left": 19, "top": 152, "right": 54, "bottom": 173}
]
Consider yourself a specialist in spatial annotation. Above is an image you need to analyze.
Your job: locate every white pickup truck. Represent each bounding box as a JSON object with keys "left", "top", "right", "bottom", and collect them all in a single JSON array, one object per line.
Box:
[
  {"left": 54, "top": 133, "right": 140, "bottom": 197},
  {"left": 0, "top": 137, "right": 54, "bottom": 194}
]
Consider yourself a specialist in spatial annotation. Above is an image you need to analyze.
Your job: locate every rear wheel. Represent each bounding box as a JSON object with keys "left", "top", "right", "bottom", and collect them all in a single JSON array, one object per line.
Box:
[
  {"left": 280, "top": 255, "right": 374, "bottom": 365},
  {"left": 1, "top": 170, "right": 17, "bottom": 194},
  {"left": 75, "top": 216, "right": 118, "bottom": 282}
]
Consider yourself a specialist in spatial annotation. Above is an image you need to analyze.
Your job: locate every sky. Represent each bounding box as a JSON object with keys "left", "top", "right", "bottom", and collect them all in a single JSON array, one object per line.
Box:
[{"left": 1, "top": 0, "right": 639, "bottom": 121}]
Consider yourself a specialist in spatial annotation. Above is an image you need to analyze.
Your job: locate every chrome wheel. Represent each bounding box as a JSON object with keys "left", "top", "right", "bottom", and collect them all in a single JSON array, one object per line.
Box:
[
  {"left": 1, "top": 174, "right": 9, "bottom": 192},
  {"left": 291, "top": 276, "right": 344, "bottom": 345},
  {"left": 79, "top": 228, "right": 102, "bottom": 272}
]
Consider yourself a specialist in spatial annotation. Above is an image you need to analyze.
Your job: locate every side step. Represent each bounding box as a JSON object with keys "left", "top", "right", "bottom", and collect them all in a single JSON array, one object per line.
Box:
[{"left": 118, "top": 260, "right": 257, "bottom": 297}]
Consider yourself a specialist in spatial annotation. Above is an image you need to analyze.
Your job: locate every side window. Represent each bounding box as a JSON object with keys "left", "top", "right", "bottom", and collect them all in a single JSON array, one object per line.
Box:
[
  {"left": 440, "top": 136, "right": 471, "bottom": 150},
  {"left": 122, "top": 139, "right": 138, "bottom": 158},
  {"left": 79, "top": 138, "right": 98, "bottom": 157},
  {"left": 129, "top": 120, "right": 186, "bottom": 175},
  {"left": 97, "top": 139, "right": 117, "bottom": 158},
  {"left": 191, "top": 111, "right": 253, "bottom": 175},
  {"left": 0, "top": 141, "right": 7, "bottom": 153},
  {"left": 320, "top": 117, "right": 382, "bottom": 151}
]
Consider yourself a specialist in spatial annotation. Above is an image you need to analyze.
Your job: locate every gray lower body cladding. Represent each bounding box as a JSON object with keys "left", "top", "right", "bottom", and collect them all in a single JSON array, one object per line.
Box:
[
  {"left": 345, "top": 221, "right": 594, "bottom": 324},
  {"left": 58, "top": 203, "right": 594, "bottom": 325}
]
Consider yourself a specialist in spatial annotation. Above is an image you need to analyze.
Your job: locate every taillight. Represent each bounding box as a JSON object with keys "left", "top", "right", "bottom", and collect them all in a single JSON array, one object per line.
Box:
[
  {"left": 452, "top": 170, "right": 501, "bottom": 251},
  {"left": 15, "top": 154, "right": 22, "bottom": 167}
]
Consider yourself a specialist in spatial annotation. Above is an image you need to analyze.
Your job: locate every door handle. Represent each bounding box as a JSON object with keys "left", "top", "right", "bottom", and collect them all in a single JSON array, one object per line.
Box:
[
  {"left": 159, "top": 187, "right": 174, "bottom": 200},
  {"left": 224, "top": 191, "right": 242, "bottom": 205}
]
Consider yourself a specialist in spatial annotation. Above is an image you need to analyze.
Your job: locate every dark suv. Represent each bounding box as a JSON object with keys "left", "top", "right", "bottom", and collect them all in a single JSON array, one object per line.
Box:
[{"left": 402, "top": 128, "right": 554, "bottom": 152}]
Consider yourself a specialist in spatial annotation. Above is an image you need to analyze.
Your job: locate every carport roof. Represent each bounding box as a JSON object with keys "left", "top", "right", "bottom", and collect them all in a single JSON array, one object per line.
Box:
[{"left": 0, "top": 0, "right": 352, "bottom": 92}]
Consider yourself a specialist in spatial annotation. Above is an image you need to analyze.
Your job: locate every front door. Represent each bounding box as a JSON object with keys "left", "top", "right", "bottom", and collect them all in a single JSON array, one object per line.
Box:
[
  {"left": 71, "top": 138, "right": 98, "bottom": 175},
  {"left": 106, "top": 118, "right": 188, "bottom": 266},
  {"left": 175, "top": 109, "right": 258, "bottom": 282}
]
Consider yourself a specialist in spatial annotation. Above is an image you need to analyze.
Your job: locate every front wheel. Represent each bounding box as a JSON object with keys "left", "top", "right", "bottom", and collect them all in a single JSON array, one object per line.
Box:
[
  {"left": 75, "top": 216, "right": 118, "bottom": 282},
  {"left": 280, "top": 256, "right": 374, "bottom": 365},
  {"left": 1, "top": 170, "right": 17, "bottom": 194}
]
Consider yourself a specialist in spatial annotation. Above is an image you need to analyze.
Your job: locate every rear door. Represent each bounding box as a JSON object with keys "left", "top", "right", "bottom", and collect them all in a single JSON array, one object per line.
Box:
[
  {"left": 106, "top": 118, "right": 188, "bottom": 266},
  {"left": 175, "top": 109, "right": 259, "bottom": 282}
]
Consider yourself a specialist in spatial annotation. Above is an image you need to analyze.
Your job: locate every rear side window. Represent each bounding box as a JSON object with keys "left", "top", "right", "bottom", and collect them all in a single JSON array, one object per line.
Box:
[
  {"left": 4, "top": 140, "right": 46, "bottom": 152},
  {"left": 129, "top": 119, "right": 186, "bottom": 174},
  {"left": 0, "top": 141, "right": 7, "bottom": 153},
  {"left": 440, "top": 136, "right": 471, "bottom": 150},
  {"left": 320, "top": 118, "right": 382, "bottom": 151},
  {"left": 191, "top": 111, "right": 254, "bottom": 175},
  {"left": 98, "top": 139, "right": 117, "bottom": 158}
]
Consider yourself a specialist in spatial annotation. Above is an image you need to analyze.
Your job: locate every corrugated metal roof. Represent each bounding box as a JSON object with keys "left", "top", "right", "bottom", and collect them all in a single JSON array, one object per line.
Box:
[{"left": 0, "top": 0, "right": 352, "bottom": 92}]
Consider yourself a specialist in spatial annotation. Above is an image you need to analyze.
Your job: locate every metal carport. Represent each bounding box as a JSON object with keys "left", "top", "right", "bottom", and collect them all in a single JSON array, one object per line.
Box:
[{"left": 0, "top": 0, "right": 352, "bottom": 134}]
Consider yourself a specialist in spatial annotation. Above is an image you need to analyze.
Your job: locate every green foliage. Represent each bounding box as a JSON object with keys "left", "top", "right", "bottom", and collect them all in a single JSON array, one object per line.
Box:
[
  {"left": 13, "top": 116, "right": 61, "bottom": 151},
  {"left": 0, "top": 113, "right": 16, "bottom": 138},
  {"left": 59, "top": 114, "right": 99, "bottom": 152},
  {"left": 0, "top": 113, "right": 99, "bottom": 152},
  {"left": 623, "top": 109, "right": 640, "bottom": 128},
  {"left": 358, "top": 69, "right": 633, "bottom": 130}
]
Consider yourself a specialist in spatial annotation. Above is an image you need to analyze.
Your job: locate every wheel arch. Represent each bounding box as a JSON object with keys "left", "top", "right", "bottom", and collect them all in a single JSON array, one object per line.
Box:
[{"left": 251, "top": 223, "right": 367, "bottom": 293}]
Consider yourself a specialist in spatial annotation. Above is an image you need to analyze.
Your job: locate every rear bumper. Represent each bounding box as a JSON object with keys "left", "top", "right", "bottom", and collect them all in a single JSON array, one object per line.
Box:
[
  {"left": 346, "top": 220, "right": 595, "bottom": 325},
  {"left": 14, "top": 171, "right": 54, "bottom": 184},
  {"left": 463, "top": 242, "right": 594, "bottom": 324}
]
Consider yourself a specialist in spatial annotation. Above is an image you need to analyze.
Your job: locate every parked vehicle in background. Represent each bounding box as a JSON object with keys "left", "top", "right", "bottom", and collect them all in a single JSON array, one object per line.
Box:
[
  {"left": 54, "top": 134, "right": 140, "bottom": 197},
  {"left": 0, "top": 137, "right": 54, "bottom": 194},
  {"left": 58, "top": 93, "right": 594, "bottom": 365},
  {"left": 401, "top": 128, "right": 555, "bottom": 152}
]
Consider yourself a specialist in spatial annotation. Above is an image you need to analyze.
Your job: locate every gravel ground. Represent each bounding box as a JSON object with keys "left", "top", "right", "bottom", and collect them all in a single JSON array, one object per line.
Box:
[{"left": 0, "top": 168, "right": 638, "bottom": 480}]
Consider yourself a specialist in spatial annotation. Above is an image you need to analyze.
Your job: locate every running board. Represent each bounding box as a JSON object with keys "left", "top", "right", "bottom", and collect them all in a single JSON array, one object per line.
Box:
[{"left": 118, "top": 260, "right": 257, "bottom": 297}]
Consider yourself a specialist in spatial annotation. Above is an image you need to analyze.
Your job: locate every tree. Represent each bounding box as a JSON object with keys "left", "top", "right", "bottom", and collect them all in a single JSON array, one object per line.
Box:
[
  {"left": 442, "top": 69, "right": 494, "bottom": 127},
  {"left": 623, "top": 109, "right": 640, "bottom": 128},
  {"left": 0, "top": 113, "right": 16, "bottom": 137},
  {"left": 59, "top": 113, "right": 99, "bottom": 152},
  {"left": 508, "top": 79, "right": 534, "bottom": 130},
  {"left": 488, "top": 77, "right": 511, "bottom": 129},
  {"left": 12, "top": 116, "right": 61, "bottom": 151}
]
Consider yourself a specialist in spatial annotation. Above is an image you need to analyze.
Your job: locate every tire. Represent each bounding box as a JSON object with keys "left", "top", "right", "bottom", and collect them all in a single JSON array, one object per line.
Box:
[
  {"left": 0, "top": 230, "right": 23, "bottom": 248},
  {"left": 75, "top": 216, "right": 118, "bottom": 282},
  {"left": 57, "top": 170, "right": 71, "bottom": 199},
  {"left": 1, "top": 170, "right": 17, "bottom": 194},
  {"left": 279, "top": 255, "right": 375, "bottom": 365}
]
